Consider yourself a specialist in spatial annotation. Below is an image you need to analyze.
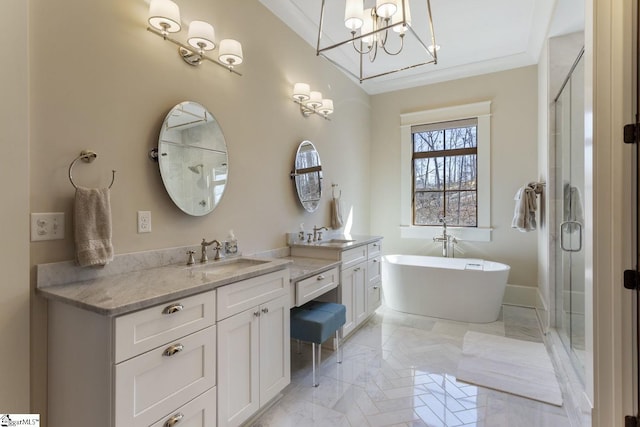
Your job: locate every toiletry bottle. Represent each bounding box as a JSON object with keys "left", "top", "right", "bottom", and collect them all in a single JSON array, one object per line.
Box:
[{"left": 225, "top": 229, "right": 238, "bottom": 256}]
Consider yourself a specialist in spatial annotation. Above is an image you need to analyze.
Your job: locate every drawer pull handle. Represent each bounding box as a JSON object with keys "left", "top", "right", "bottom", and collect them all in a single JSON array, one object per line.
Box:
[
  {"left": 262, "top": 307, "right": 269, "bottom": 314},
  {"left": 164, "top": 413, "right": 184, "bottom": 427},
  {"left": 372, "top": 259, "right": 378, "bottom": 263},
  {"left": 163, "top": 343, "right": 184, "bottom": 357},
  {"left": 373, "top": 286, "right": 379, "bottom": 290},
  {"left": 254, "top": 311, "right": 261, "bottom": 317},
  {"left": 317, "top": 275, "right": 325, "bottom": 281},
  {"left": 163, "top": 303, "right": 184, "bottom": 315}
]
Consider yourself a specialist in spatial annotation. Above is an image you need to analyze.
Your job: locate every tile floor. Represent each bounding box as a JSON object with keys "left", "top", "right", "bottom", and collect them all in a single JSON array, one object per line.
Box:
[{"left": 251, "top": 305, "right": 574, "bottom": 427}]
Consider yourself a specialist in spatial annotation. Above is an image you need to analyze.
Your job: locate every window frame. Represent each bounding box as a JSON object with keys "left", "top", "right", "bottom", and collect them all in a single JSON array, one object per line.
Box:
[
  {"left": 400, "top": 101, "right": 492, "bottom": 242},
  {"left": 411, "top": 118, "right": 479, "bottom": 227}
]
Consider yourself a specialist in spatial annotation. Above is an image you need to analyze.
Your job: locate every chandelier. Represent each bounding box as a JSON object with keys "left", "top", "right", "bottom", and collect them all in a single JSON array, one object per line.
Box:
[{"left": 316, "top": 0, "right": 438, "bottom": 82}]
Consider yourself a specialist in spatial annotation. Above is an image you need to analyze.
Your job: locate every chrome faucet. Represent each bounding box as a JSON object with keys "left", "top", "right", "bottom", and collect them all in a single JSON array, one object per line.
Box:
[
  {"left": 433, "top": 217, "right": 457, "bottom": 257},
  {"left": 201, "top": 238, "right": 223, "bottom": 262},
  {"left": 313, "top": 226, "right": 328, "bottom": 242}
]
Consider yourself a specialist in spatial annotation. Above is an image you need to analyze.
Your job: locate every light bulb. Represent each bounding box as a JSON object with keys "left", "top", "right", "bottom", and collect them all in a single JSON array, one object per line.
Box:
[
  {"left": 375, "top": 0, "right": 398, "bottom": 19},
  {"left": 344, "top": 0, "right": 364, "bottom": 31},
  {"left": 392, "top": 0, "right": 411, "bottom": 33},
  {"left": 219, "top": 39, "right": 243, "bottom": 66},
  {"left": 292, "top": 83, "right": 311, "bottom": 102},
  {"left": 148, "top": 0, "right": 181, "bottom": 33},
  {"left": 188, "top": 21, "right": 216, "bottom": 51},
  {"left": 305, "top": 91, "right": 323, "bottom": 109}
]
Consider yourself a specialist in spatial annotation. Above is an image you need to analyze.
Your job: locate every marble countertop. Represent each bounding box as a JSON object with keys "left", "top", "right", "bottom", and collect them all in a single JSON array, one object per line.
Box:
[
  {"left": 289, "top": 234, "right": 383, "bottom": 250},
  {"left": 285, "top": 256, "right": 342, "bottom": 282},
  {"left": 36, "top": 235, "right": 382, "bottom": 318},
  {"left": 37, "top": 256, "right": 292, "bottom": 317}
]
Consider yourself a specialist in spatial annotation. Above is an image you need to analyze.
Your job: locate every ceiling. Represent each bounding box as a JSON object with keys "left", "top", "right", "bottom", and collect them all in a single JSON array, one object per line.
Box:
[{"left": 258, "top": 0, "right": 585, "bottom": 94}]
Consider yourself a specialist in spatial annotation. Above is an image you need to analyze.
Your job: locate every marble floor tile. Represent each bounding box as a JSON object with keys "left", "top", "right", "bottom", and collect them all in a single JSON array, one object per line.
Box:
[{"left": 251, "top": 305, "right": 574, "bottom": 427}]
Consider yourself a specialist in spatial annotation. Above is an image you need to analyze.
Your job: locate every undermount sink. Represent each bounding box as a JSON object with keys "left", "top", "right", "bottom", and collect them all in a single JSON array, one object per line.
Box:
[
  {"left": 187, "top": 257, "right": 271, "bottom": 276},
  {"left": 318, "top": 238, "right": 356, "bottom": 245}
]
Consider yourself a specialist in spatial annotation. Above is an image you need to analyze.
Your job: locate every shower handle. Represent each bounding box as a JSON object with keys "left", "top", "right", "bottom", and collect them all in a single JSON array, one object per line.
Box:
[{"left": 560, "top": 221, "right": 582, "bottom": 252}]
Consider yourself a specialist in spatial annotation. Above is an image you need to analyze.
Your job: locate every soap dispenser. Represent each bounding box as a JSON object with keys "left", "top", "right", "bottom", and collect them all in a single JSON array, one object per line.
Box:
[{"left": 225, "top": 229, "right": 238, "bottom": 256}]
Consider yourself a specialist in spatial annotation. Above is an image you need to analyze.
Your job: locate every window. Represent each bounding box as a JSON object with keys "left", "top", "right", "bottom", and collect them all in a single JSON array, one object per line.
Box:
[
  {"left": 412, "top": 118, "right": 478, "bottom": 226},
  {"left": 400, "top": 101, "right": 491, "bottom": 241}
]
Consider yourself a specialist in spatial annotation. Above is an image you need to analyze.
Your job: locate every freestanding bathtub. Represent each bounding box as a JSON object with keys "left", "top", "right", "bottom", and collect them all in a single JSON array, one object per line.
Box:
[{"left": 381, "top": 255, "right": 510, "bottom": 323}]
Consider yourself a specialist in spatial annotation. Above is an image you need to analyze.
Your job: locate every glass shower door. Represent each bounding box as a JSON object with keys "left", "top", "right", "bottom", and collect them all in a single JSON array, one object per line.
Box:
[{"left": 554, "top": 52, "right": 586, "bottom": 379}]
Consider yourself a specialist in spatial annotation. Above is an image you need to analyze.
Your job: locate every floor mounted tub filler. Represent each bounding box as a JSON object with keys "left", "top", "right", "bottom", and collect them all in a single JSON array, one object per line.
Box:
[{"left": 381, "top": 255, "right": 510, "bottom": 323}]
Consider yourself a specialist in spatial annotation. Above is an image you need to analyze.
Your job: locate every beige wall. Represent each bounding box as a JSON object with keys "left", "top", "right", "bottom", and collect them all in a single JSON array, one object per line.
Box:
[
  {"left": 369, "top": 66, "right": 540, "bottom": 287},
  {"left": 1, "top": 0, "right": 30, "bottom": 413},
  {"left": 28, "top": 0, "right": 371, "bottom": 417}
]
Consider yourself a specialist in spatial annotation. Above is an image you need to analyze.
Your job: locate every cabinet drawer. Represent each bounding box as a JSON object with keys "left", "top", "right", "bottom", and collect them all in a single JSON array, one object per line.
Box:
[
  {"left": 295, "top": 267, "right": 339, "bottom": 306},
  {"left": 115, "top": 326, "right": 216, "bottom": 427},
  {"left": 217, "top": 269, "right": 289, "bottom": 321},
  {"left": 341, "top": 246, "right": 367, "bottom": 269},
  {"left": 150, "top": 387, "right": 216, "bottom": 427},
  {"left": 367, "top": 241, "right": 382, "bottom": 259},
  {"left": 114, "top": 291, "right": 216, "bottom": 363},
  {"left": 367, "top": 257, "right": 382, "bottom": 284}
]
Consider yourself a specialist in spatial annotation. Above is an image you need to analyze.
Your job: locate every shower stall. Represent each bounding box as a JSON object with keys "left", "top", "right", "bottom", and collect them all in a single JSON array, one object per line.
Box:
[{"left": 552, "top": 47, "right": 586, "bottom": 384}]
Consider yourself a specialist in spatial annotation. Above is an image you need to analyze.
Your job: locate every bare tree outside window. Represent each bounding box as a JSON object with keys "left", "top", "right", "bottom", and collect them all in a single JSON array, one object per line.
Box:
[{"left": 412, "top": 119, "right": 478, "bottom": 226}]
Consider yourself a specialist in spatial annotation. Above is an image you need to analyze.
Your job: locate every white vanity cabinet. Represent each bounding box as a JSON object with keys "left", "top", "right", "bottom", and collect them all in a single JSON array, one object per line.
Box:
[
  {"left": 290, "top": 237, "right": 383, "bottom": 339},
  {"left": 366, "top": 241, "right": 383, "bottom": 316},
  {"left": 48, "top": 290, "right": 217, "bottom": 427},
  {"left": 216, "top": 270, "right": 291, "bottom": 427},
  {"left": 341, "top": 260, "right": 367, "bottom": 336}
]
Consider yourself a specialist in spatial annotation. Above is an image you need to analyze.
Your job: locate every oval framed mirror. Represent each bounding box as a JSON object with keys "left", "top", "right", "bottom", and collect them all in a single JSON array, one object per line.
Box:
[
  {"left": 153, "top": 101, "right": 229, "bottom": 216},
  {"left": 291, "top": 140, "right": 322, "bottom": 212}
]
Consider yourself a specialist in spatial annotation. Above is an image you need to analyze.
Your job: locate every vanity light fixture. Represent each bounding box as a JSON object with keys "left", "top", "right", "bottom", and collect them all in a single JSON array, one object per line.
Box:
[
  {"left": 146, "top": 0, "right": 244, "bottom": 75},
  {"left": 316, "top": 0, "right": 438, "bottom": 82},
  {"left": 292, "top": 83, "right": 334, "bottom": 120}
]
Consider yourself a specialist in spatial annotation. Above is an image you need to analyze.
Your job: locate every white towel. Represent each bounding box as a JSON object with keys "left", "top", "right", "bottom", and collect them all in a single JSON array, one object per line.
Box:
[
  {"left": 331, "top": 194, "right": 344, "bottom": 229},
  {"left": 511, "top": 185, "right": 537, "bottom": 232},
  {"left": 74, "top": 187, "right": 114, "bottom": 267}
]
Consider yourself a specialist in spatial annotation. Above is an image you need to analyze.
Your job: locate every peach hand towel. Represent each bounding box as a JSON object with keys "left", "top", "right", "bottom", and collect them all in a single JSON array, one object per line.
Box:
[{"left": 74, "top": 187, "right": 114, "bottom": 267}]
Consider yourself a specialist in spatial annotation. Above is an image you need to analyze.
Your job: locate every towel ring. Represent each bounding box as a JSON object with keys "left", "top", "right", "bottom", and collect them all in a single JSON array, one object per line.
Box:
[{"left": 68, "top": 150, "right": 116, "bottom": 189}]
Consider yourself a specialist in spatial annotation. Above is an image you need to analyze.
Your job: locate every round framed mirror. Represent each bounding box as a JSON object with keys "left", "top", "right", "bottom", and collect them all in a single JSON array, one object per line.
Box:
[
  {"left": 291, "top": 140, "right": 322, "bottom": 212},
  {"left": 154, "top": 101, "right": 229, "bottom": 216}
]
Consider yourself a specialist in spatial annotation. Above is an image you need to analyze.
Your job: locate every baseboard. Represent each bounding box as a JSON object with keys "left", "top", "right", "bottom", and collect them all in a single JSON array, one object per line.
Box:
[{"left": 502, "top": 284, "right": 540, "bottom": 307}]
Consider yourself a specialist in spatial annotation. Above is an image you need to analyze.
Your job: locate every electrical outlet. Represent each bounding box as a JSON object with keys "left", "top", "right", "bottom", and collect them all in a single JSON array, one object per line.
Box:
[
  {"left": 137, "top": 211, "right": 152, "bottom": 233},
  {"left": 31, "top": 212, "right": 65, "bottom": 241}
]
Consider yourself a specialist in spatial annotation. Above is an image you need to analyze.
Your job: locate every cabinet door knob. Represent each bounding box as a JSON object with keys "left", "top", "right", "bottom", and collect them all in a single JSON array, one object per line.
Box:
[
  {"left": 164, "top": 413, "right": 184, "bottom": 427},
  {"left": 254, "top": 311, "right": 261, "bottom": 317},
  {"left": 163, "top": 303, "right": 184, "bottom": 315},
  {"left": 372, "top": 259, "right": 378, "bottom": 263},
  {"left": 162, "top": 343, "right": 184, "bottom": 357},
  {"left": 262, "top": 307, "right": 269, "bottom": 314},
  {"left": 317, "top": 275, "right": 325, "bottom": 281},
  {"left": 373, "top": 286, "right": 379, "bottom": 290}
]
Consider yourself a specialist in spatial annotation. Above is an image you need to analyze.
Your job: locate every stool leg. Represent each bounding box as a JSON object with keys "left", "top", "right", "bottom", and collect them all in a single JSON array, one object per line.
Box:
[
  {"left": 336, "top": 330, "right": 342, "bottom": 364},
  {"left": 312, "top": 343, "right": 319, "bottom": 387}
]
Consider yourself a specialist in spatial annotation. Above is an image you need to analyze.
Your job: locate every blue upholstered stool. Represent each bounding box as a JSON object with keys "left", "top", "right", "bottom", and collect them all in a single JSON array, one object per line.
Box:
[{"left": 290, "top": 301, "right": 346, "bottom": 387}]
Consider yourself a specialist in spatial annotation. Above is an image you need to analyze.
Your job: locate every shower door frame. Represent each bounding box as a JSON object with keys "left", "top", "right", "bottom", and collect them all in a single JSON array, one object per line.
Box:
[{"left": 553, "top": 48, "right": 587, "bottom": 383}]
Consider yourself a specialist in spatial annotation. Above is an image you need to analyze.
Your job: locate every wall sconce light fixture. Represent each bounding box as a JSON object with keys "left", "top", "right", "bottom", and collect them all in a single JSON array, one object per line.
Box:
[
  {"left": 292, "top": 83, "right": 334, "bottom": 120},
  {"left": 147, "top": 0, "right": 244, "bottom": 75}
]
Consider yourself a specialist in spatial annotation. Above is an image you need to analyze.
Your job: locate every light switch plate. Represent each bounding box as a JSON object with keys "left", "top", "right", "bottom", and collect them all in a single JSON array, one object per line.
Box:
[{"left": 31, "top": 212, "right": 65, "bottom": 241}]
